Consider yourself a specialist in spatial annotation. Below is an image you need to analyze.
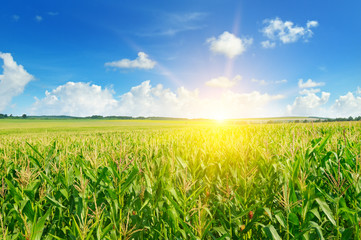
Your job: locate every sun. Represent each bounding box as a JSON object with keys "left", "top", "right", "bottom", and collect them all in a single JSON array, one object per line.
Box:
[
  {"left": 210, "top": 114, "right": 229, "bottom": 123},
  {"left": 213, "top": 115, "right": 226, "bottom": 121}
]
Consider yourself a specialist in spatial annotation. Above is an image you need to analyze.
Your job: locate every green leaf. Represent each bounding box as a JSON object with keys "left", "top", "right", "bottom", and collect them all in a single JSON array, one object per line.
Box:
[
  {"left": 308, "top": 221, "right": 325, "bottom": 240},
  {"left": 26, "top": 142, "right": 45, "bottom": 160},
  {"left": 264, "top": 207, "right": 273, "bottom": 221},
  {"left": 24, "top": 180, "right": 41, "bottom": 202},
  {"left": 289, "top": 212, "right": 299, "bottom": 225},
  {"left": 95, "top": 167, "right": 109, "bottom": 186},
  {"left": 48, "top": 234, "right": 66, "bottom": 240},
  {"left": 46, "top": 196, "right": 66, "bottom": 209},
  {"left": 176, "top": 156, "right": 188, "bottom": 169},
  {"left": 5, "top": 179, "right": 22, "bottom": 202},
  {"left": 100, "top": 222, "right": 114, "bottom": 239},
  {"left": 40, "top": 172, "right": 55, "bottom": 188},
  {"left": 31, "top": 208, "right": 51, "bottom": 240},
  {"left": 120, "top": 166, "right": 139, "bottom": 196},
  {"left": 341, "top": 228, "right": 353, "bottom": 240},
  {"left": 275, "top": 212, "right": 286, "bottom": 228},
  {"left": 22, "top": 200, "right": 35, "bottom": 221},
  {"left": 318, "top": 134, "right": 331, "bottom": 152},
  {"left": 59, "top": 189, "right": 69, "bottom": 200},
  {"left": 315, "top": 198, "right": 336, "bottom": 226},
  {"left": 310, "top": 208, "right": 321, "bottom": 221},
  {"left": 263, "top": 225, "right": 282, "bottom": 240}
]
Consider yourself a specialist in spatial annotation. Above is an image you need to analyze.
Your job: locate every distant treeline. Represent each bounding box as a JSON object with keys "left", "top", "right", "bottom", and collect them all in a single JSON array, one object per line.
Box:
[
  {"left": 1, "top": 113, "right": 361, "bottom": 122},
  {"left": 320, "top": 116, "right": 361, "bottom": 122},
  {"left": 0, "top": 114, "right": 187, "bottom": 121},
  {"left": 0, "top": 114, "right": 27, "bottom": 119},
  {"left": 268, "top": 116, "right": 361, "bottom": 123}
]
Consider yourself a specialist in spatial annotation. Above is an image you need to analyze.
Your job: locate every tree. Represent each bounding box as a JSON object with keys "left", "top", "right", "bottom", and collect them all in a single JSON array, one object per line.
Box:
[{"left": 22, "top": 114, "right": 27, "bottom": 119}]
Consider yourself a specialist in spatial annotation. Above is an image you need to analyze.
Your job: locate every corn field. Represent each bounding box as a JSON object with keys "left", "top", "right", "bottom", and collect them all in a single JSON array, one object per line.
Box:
[{"left": 0, "top": 120, "right": 361, "bottom": 239}]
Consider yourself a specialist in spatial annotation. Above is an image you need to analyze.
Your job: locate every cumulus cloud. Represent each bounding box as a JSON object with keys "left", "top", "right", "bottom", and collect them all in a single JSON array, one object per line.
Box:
[
  {"left": 105, "top": 52, "right": 156, "bottom": 69},
  {"left": 331, "top": 91, "right": 361, "bottom": 117},
  {"left": 205, "top": 75, "right": 241, "bottom": 88},
  {"left": 0, "top": 53, "right": 34, "bottom": 111},
  {"left": 117, "top": 81, "right": 201, "bottom": 118},
  {"left": 287, "top": 87, "right": 361, "bottom": 117},
  {"left": 32, "top": 82, "right": 118, "bottom": 117},
  {"left": 31, "top": 80, "right": 283, "bottom": 119},
  {"left": 207, "top": 31, "right": 253, "bottom": 58},
  {"left": 261, "top": 17, "right": 318, "bottom": 47},
  {"left": 287, "top": 89, "right": 330, "bottom": 116},
  {"left": 298, "top": 79, "right": 325, "bottom": 88}
]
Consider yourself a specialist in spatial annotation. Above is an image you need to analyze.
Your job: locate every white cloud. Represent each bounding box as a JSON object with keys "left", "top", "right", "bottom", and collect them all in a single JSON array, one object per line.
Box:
[
  {"left": 275, "top": 79, "right": 287, "bottom": 84},
  {"left": 216, "top": 90, "right": 284, "bottom": 119},
  {"left": 307, "top": 20, "right": 319, "bottom": 29},
  {"left": 0, "top": 53, "right": 34, "bottom": 111},
  {"left": 287, "top": 87, "right": 361, "bottom": 118},
  {"left": 205, "top": 75, "right": 241, "bottom": 88},
  {"left": 287, "top": 90, "right": 330, "bottom": 116},
  {"left": 35, "top": 15, "right": 43, "bottom": 22},
  {"left": 357, "top": 86, "right": 361, "bottom": 95},
  {"left": 298, "top": 79, "right": 325, "bottom": 88},
  {"left": 168, "top": 12, "right": 207, "bottom": 23},
  {"left": 117, "top": 81, "right": 200, "bottom": 118},
  {"left": 251, "top": 78, "right": 287, "bottom": 85},
  {"left": 31, "top": 81, "right": 361, "bottom": 118},
  {"left": 299, "top": 88, "right": 321, "bottom": 95},
  {"left": 261, "top": 40, "right": 276, "bottom": 49},
  {"left": 12, "top": 15, "right": 20, "bottom": 21},
  {"left": 261, "top": 17, "right": 318, "bottom": 46},
  {"left": 47, "top": 12, "right": 59, "bottom": 16},
  {"left": 105, "top": 52, "right": 156, "bottom": 69},
  {"left": 31, "top": 82, "right": 118, "bottom": 117},
  {"left": 31, "top": 80, "right": 284, "bottom": 119},
  {"left": 251, "top": 78, "right": 267, "bottom": 85},
  {"left": 137, "top": 12, "right": 207, "bottom": 37},
  {"left": 207, "top": 31, "right": 253, "bottom": 58},
  {"left": 331, "top": 92, "right": 361, "bottom": 117}
]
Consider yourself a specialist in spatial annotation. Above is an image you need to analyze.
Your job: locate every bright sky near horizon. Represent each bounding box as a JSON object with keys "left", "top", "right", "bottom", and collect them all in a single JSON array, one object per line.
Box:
[{"left": 1, "top": 0, "right": 360, "bottom": 119}]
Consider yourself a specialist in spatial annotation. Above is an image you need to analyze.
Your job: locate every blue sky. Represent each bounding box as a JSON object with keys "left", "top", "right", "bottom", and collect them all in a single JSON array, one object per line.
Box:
[{"left": 1, "top": 0, "right": 360, "bottom": 118}]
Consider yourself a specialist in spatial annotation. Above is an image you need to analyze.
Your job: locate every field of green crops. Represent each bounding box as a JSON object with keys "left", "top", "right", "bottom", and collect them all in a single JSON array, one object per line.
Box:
[{"left": 1, "top": 119, "right": 361, "bottom": 239}]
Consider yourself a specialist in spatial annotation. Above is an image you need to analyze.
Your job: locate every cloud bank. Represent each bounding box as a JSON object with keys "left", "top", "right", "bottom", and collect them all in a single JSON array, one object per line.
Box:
[
  {"left": 0, "top": 53, "right": 34, "bottom": 111},
  {"left": 32, "top": 82, "right": 118, "bottom": 116},
  {"left": 31, "top": 80, "right": 283, "bottom": 119}
]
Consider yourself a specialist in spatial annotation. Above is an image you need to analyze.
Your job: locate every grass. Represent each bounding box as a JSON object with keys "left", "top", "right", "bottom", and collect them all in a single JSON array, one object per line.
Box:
[{"left": 0, "top": 119, "right": 360, "bottom": 239}]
